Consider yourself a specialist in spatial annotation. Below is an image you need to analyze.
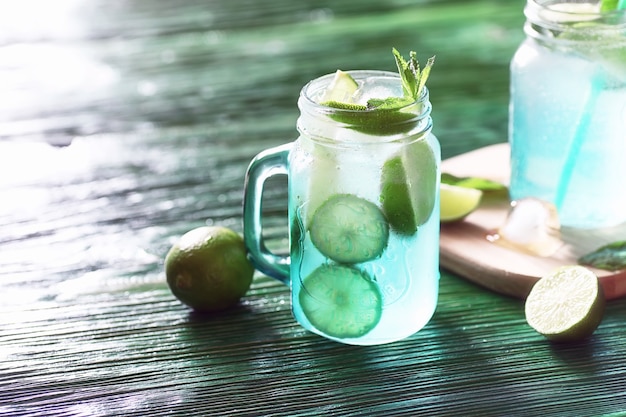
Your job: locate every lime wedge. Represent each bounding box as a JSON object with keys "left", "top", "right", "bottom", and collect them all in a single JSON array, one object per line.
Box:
[
  {"left": 380, "top": 139, "right": 438, "bottom": 235},
  {"left": 320, "top": 70, "right": 359, "bottom": 103},
  {"left": 440, "top": 183, "right": 482, "bottom": 223},
  {"left": 299, "top": 264, "right": 382, "bottom": 339},
  {"left": 525, "top": 266, "right": 605, "bottom": 343},
  {"left": 309, "top": 194, "right": 389, "bottom": 263}
]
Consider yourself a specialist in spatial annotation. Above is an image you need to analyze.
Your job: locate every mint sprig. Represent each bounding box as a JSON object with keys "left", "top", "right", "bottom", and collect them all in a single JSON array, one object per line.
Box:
[
  {"left": 322, "top": 48, "right": 436, "bottom": 135},
  {"left": 367, "top": 48, "right": 436, "bottom": 111}
]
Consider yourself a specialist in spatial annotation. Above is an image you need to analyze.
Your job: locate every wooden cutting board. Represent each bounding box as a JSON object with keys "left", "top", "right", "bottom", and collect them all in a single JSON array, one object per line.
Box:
[{"left": 440, "top": 143, "right": 626, "bottom": 300}]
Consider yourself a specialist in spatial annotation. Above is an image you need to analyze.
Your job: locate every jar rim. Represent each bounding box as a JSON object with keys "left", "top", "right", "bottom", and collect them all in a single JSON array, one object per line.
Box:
[
  {"left": 526, "top": 0, "right": 626, "bottom": 30},
  {"left": 300, "top": 70, "right": 428, "bottom": 113},
  {"left": 297, "top": 70, "right": 431, "bottom": 138}
]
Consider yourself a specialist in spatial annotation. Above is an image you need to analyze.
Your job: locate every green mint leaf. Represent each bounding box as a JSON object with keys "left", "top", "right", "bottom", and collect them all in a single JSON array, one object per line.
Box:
[
  {"left": 579, "top": 240, "right": 626, "bottom": 271},
  {"left": 390, "top": 47, "right": 436, "bottom": 103},
  {"left": 417, "top": 56, "right": 436, "bottom": 100},
  {"left": 408, "top": 51, "right": 421, "bottom": 98},
  {"left": 392, "top": 47, "right": 418, "bottom": 100},
  {"left": 441, "top": 173, "right": 507, "bottom": 192}
]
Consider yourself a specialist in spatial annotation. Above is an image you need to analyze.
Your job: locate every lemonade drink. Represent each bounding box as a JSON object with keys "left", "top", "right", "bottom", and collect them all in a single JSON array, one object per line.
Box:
[
  {"left": 509, "top": 0, "right": 626, "bottom": 228},
  {"left": 288, "top": 69, "right": 440, "bottom": 345}
]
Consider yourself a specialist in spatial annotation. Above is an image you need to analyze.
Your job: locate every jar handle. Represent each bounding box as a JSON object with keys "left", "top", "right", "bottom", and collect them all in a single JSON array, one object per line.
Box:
[{"left": 243, "top": 143, "right": 291, "bottom": 284}]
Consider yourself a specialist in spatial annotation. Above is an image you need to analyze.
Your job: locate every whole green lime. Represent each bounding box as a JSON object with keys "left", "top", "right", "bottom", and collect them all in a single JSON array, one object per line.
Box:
[{"left": 165, "top": 226, "right": 254, "bottom": 312}]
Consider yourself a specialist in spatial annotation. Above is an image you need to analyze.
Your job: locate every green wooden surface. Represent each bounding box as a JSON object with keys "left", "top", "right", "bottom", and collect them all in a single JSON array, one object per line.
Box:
[{"left": 2, "top": 1, "right": 626, "bottom": 416}]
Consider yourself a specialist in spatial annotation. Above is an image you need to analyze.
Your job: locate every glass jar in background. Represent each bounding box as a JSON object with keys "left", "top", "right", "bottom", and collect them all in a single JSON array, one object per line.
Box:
[{"left": 508, "top": 0, "right": 626, "bottom": 229}]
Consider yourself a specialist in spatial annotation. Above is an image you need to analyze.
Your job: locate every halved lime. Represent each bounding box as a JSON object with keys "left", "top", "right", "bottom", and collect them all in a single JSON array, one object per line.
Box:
[
  {"left": 299, "top": 264, "right": 382, "bottom": 339},
  {"left": 309, "top": 194, "right": 389, "bottom": 263},
  {"left": 440, "top": 183, "right": 482, "bottom": 223},
  {"left": 380, "top": 140, "right": 437, "bottom": 235},
  {"left": 525, "top": 265, "right": 605, "bottom": 343}
]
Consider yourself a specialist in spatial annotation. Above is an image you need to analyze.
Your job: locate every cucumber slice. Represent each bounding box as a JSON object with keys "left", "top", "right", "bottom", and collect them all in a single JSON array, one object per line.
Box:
[
  {"left": 299, "top": 264, "right": 382, "bottom": 339},
  {"left": 309, "top": 194, "right": 389, "bottom": 263},
  {"left": 380, "top": 139, "right": 437, "bottom": 235}
]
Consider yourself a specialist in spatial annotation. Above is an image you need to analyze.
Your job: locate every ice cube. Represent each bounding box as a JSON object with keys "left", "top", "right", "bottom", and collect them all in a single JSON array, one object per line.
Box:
[
  {"left": 353, "top": 76, "right": 403, "bottom": 105},
  {"left": 489, "top": 198, "right": 562, "bottom": 257}
]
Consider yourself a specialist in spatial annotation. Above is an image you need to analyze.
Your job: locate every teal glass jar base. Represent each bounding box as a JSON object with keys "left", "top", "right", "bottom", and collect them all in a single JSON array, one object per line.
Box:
[
  {"left": 289, "top": 187, "right": 441, "bottom": 345},
  {"left": 293, "top": 279, "right": 439, "bottom": 346}
]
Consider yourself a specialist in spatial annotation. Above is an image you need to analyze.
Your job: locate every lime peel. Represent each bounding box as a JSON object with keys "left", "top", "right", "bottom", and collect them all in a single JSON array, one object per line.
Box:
[
  {"left": 321, "top": 100, "right": 367, "bottom": 111},
  {"left": 525, "top": 265, "right": 605, "bottom": 343}
]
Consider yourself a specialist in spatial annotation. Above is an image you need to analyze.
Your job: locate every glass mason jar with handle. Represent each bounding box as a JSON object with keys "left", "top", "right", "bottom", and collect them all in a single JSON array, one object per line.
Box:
[
  {"left": 509, "top": 0, "right": 626, "bottom": 229},
  {"left": 243, "top": 70, "right": 440, "bottom": 345}
]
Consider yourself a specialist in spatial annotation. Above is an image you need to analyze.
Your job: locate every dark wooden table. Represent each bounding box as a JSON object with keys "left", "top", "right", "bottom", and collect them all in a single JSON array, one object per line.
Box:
[{"left": 2, "top": 1, "right": 626, "bottom": 416}]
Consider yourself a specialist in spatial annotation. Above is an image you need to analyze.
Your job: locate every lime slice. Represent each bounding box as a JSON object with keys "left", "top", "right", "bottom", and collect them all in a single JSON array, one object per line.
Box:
[
  {"left": 322, "top": 104, "right": 419, "bottom": 136},
  {"left": 525, "top": 266, "right": 605, "bottom": 343},
  {"left": 440, "top": 183, "right": 482, "bottom": 222},
  {"left": 380, "top": 139, "right": 438, "bottom": 235},
  {"left": 319, "top": 70, "right": 418, "bottom": 136},
  {"left": 320, "top": 70, "right": 359, "bottom": 103},
  {"left": 309, "top": 194, "right": 389, "bottom": 263},
  {"left": 299, "top": 264, "right": 382, "bottom": 339}
]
